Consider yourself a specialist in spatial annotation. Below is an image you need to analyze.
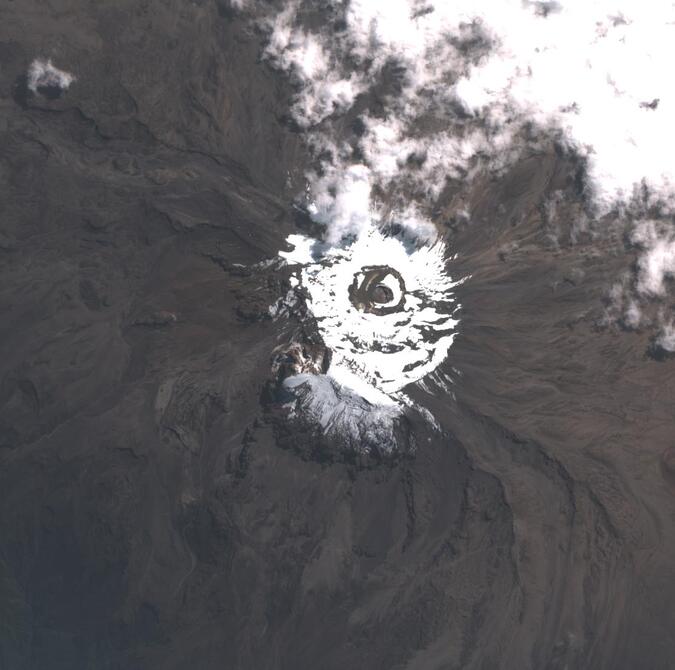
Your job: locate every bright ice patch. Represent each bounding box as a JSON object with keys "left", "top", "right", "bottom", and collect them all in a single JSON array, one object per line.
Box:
[{"left": 281, "top": 227, "right": 460, "bottom": 402}]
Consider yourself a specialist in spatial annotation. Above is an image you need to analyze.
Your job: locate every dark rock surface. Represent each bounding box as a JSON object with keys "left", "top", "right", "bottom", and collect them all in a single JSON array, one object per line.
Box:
[
  {"left": 349, "top": 266, "right": 406, "bottom": 315},
  {"left": 1, "top": 2, "right": 675, "bottom": 670}
]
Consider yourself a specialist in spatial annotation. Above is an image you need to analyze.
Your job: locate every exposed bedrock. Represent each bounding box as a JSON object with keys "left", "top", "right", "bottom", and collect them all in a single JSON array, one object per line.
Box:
[
  {"left": 271, "top": 341, "right": 331, "bottom": 383},
  {"left": 349, "top": 265, "right": 407, "bottom": 315}
]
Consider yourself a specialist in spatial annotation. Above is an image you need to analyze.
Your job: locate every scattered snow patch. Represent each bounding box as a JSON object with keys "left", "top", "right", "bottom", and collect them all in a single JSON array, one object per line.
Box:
[{"left": 283, "top": 373, "right": 403, "bottom": 451}]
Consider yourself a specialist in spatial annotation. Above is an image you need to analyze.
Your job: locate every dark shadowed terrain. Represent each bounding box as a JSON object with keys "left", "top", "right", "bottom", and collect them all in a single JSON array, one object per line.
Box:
[{"left": 2, "top": 2, "right": 675, "bottom": 669}]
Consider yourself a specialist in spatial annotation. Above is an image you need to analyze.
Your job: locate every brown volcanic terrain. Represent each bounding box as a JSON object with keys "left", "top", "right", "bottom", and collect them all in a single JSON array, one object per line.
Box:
[{"left": 1, "top": 2, "right": 675, "bottom": 669}]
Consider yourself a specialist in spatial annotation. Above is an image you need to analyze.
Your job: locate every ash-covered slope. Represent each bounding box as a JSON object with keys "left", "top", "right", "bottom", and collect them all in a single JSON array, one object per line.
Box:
[{"left": 1, "top": 2, "right": 675, "bottom": 670}]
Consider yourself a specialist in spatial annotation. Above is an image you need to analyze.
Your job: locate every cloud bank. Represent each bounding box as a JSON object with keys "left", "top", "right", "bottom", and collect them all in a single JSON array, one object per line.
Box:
[{"left": 265, "top": 0, "right": 675, "bottom": 227}]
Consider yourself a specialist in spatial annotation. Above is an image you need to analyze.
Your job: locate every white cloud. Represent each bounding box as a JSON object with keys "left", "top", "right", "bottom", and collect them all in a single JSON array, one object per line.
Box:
[
  {"left": 623, "top": 300, "right": 642, "bottom": 329},
  {"left": 27, "top": 58, "right": 75, "bottom": 94},
  {"left": 264, "top": 8, "right": 363, "bottom": 127},
  {"left": 606, "top": 221, "right": 675, "bottom": 339},
  {"left": 306, "top": 164, "right": 374, "bottom": 244},
  {"left": 264, "top": 1, "right": 675, "bottom": 222},
  {"left": 632, "top": 220, "right": 675, "bottom": 297},
  {"left": 656, "top": 322, "right": 675, "bottom": 352}
]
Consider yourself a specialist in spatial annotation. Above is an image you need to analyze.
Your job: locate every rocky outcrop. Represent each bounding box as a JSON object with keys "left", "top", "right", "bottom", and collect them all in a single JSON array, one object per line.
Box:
[
  {"left": 348, "top": 265, "right": 406, "bottom": 315},
  {"left": 271, "top": 342, "right": 331, "bottom": 382}
]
